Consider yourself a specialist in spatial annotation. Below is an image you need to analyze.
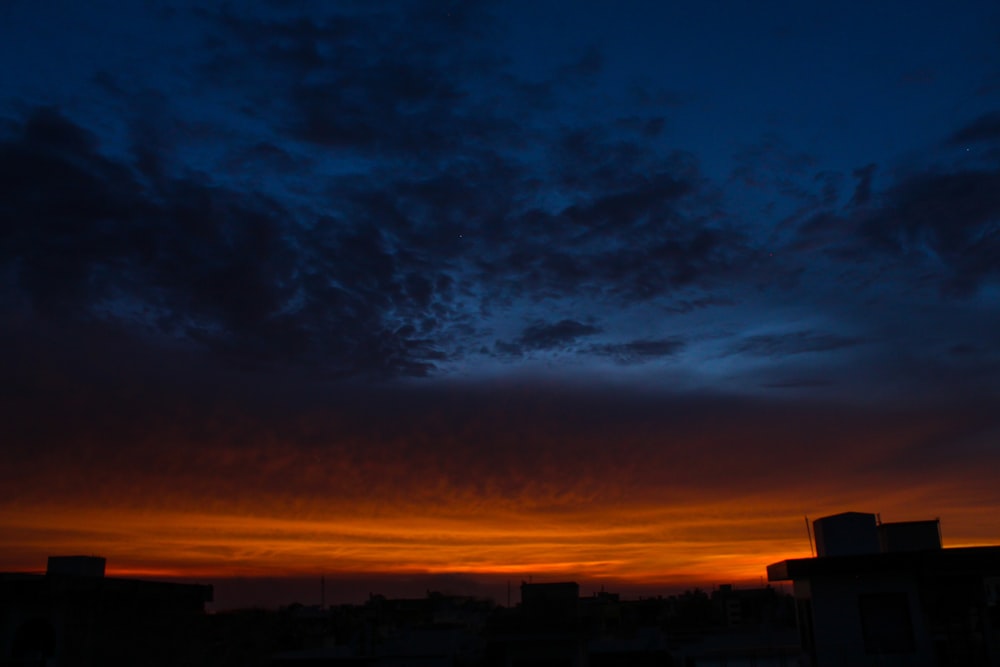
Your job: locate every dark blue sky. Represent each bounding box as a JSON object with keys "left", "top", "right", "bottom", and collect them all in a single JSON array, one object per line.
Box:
[
  {"left": 2, "top": 1, "right": 1000, "bottom": 597},
  {"left": 4, "top": 0, "right": 998, "bottom": 393}
]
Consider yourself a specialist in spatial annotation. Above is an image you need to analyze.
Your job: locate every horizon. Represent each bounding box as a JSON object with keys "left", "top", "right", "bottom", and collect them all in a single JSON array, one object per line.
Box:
[
  {"left": 6, "top": 558, "right": 796, "bottom": 611},
  {"left": 4, "top": 508, "right": 987, "bottom": 611}
]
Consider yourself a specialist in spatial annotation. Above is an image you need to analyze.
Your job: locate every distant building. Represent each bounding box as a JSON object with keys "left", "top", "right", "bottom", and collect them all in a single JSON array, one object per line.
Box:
[
  {"left": 520, "top": 581, "right": 580, "bottom": 622},
  {"left": 45, "top": 556, "right": 106, "bottom": 578},
  {"left": 710, "top": 583, "right": 793, "bottom": 629},
  {"left": 487, "top": 582, "right": 675, "bottom": 666},
  {"left": 768, "top": 512, "right": 1000, "bottom": 666},
  {"left": 0, "top": 556, "right": 213, "bottom": 666}
]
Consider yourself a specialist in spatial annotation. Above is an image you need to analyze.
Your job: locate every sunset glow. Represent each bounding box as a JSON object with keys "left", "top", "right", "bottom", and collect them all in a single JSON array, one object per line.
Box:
[{"left": 4, "top": 454, "right": 999, "bottom": 603}]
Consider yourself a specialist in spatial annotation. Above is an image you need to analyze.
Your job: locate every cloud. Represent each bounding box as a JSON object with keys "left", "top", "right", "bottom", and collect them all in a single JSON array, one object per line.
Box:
[
  {"left": 782, "top": 113, "right": 1000, "bottom": 299},
  {"left": 0, "top": 108, "right": 448, "bottom": 378},
  {"left": 848, "top": 163, "right": 877, "bottom": 208},
  {"left": 949, "top": 111, "right": 1000, "bottom": 146},
  {"left": 195, "top": 2, "right": 753, "bottom": 308},
  {"left": 6, "top": 2, "right": 994, "bottom": 395},
  {"left": 759, "top": 378, "right": 834, "bottom": 389},
  {"left": 0, "top": 107, "right": 149, "bottom": 310},
  {"left": 4, "top": 100, "right": 930, "bottom": 392},
  {"left": 729, "top": 330, "right": 864, "bottom": 358},
  {"left": 860, "top": 167, "right": 1000, "bottom": 294},
  {"left": 495, "top": 319, "right": 601, "bottom": 357},
  {"left": 200, "top": 3, "right": 507, "bottom": 158},
  {"left": 730, "top": 135, "right": 819, "bottom": 194},
  {"left": 556, "top": 45, "right": 604, "bottom": 80},
  {"left": 519, "top": 319, "right": 601, "bottom": 349},
  {"left": 588, "top": 338, "right": 686, "bottom": 364},
  {"left": 4, "top": 368, "right": 1000, "bottom": 524}
]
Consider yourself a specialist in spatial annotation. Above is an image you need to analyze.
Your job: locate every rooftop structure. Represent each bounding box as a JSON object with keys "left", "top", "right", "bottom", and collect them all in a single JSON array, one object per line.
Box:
[{"left": 769, "top": 512, "right": 1000, "bottom": 666}]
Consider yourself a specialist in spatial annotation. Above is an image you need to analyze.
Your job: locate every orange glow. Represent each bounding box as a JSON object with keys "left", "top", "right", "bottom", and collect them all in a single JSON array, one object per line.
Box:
[
  {"left": 3, "top": 484, "right": 998, "bottom": 600},
  {"left": 0, "top": 502, "right": 795, "bottom": 576},
  {"left": 3, "top": 392, "right": 999, "bottom": 606}
]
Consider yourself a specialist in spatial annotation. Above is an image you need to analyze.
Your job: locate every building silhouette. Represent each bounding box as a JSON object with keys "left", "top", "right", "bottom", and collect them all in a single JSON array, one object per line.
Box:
[
  {"left": 12, "top": 517, "right": 993, "bottom": 667},
  {"left": 0, "top": 556, "right": 212, "bottom": 666},
  {"left": 768, "top": 512, "right": 1000, "bottom": 667}
]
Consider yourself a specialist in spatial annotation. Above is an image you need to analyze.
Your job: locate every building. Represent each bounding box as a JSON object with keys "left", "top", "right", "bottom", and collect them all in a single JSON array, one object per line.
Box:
[
  {"left": 768, "top": 512, "right": 1000, "bottom": 666},
  {"left": 520, "top": 582, "right": 580, "bottom": 624},
  {"left": 0, "top": 556, "right": 213, "bottom": 666}
]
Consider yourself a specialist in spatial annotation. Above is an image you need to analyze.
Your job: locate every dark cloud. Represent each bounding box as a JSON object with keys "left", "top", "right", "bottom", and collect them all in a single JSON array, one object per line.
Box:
[
  {"left": 200, "top": 3, "right": 507, "bottom": 158},
  {"left": 949, "top": 343, "right": 980, "bottom": 357},
  {"left": 3, "top": 2, "right": 995, "bottom": 393},
  {"left": 0, "top": 107, "right": 449, "bottom": 378},
  {"left": 616, "top": 116, "right": 667, "bottom": 138},
  {"left": 520, "top": 319, "right": 601, "bottom": 349},
  {"left": 664, "top": 296, "right": 735, "bottom": 314},
  {"left": 0, "top": 84, "right": 747, "bottom": 381},
  {"left": 588, "top": 338, "right": 685, "bottom": 364},
  {"left": 463, "top": 136, "right": 750, "bottom": 302},
  {"left": 169, "top": 0, "right": 760, "bottom": 346},
  {"left": 949, "top": 111, "right": 1000, "bottom": 146},
  {"left": 221, "top": 141, "right": 307, "bottom": 173},
  {"left": 730, "top": 330, "right": 864, "bottom": 358},
  {"left": 861, "top": 167, "right": 1000, "bottom": 294},
  {"left": 549, "top": 128, "right": 694, "bottom": 195},
  {"left": 196, "top": 2, "right": 753, "bottom": 306},
  {"left": 4, "top": 356, "right": 999, "bottom": 519},
  {"left": 556, "top": 45, "right": 603, "bottom": 80},
  {"left": 0, "top": 107, "right": 149, "bottom": 310},
  {"left": 782, "top": 112, "right": 1000, "bottom": 300},
  {"left": 731, "top": 135, "right": 819, "bottom": 193},
  {"left": 787, "top": 212, "right": 846, "bottom": 252},
  {"left": 759, "top": 378, "right": 834, "bottom": 389},
  {"left": 496, "top": 319, "right": 601, "bottom": 357},
  {"left": 814, "top": 171, "right": 844, "bottom": 207},
  {"left": 849, "top": 163, "right": 876, "bottom": 208}
]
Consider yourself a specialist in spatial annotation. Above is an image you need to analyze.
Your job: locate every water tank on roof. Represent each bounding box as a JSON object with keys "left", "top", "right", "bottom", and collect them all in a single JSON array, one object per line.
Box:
[
  {"left": 878, "top": 520, "right": 942, "bottom": 552},
  {"left": 813, "top": 512, "right": 879, "bottom": 557}
]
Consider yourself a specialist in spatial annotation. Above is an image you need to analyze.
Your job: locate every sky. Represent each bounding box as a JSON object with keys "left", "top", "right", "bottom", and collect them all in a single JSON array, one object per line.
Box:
[{"left": 2, "top": 0, "right": 1000, "bottom": 608}]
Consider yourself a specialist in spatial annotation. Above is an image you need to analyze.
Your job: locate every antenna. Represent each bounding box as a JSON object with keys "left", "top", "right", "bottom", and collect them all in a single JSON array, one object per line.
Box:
[
  {"left": 321, "top": 575, "right": 325, "bottom": 608},
  {"left": 805, "top": 515, "right": 815, "bottom": 557}
]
